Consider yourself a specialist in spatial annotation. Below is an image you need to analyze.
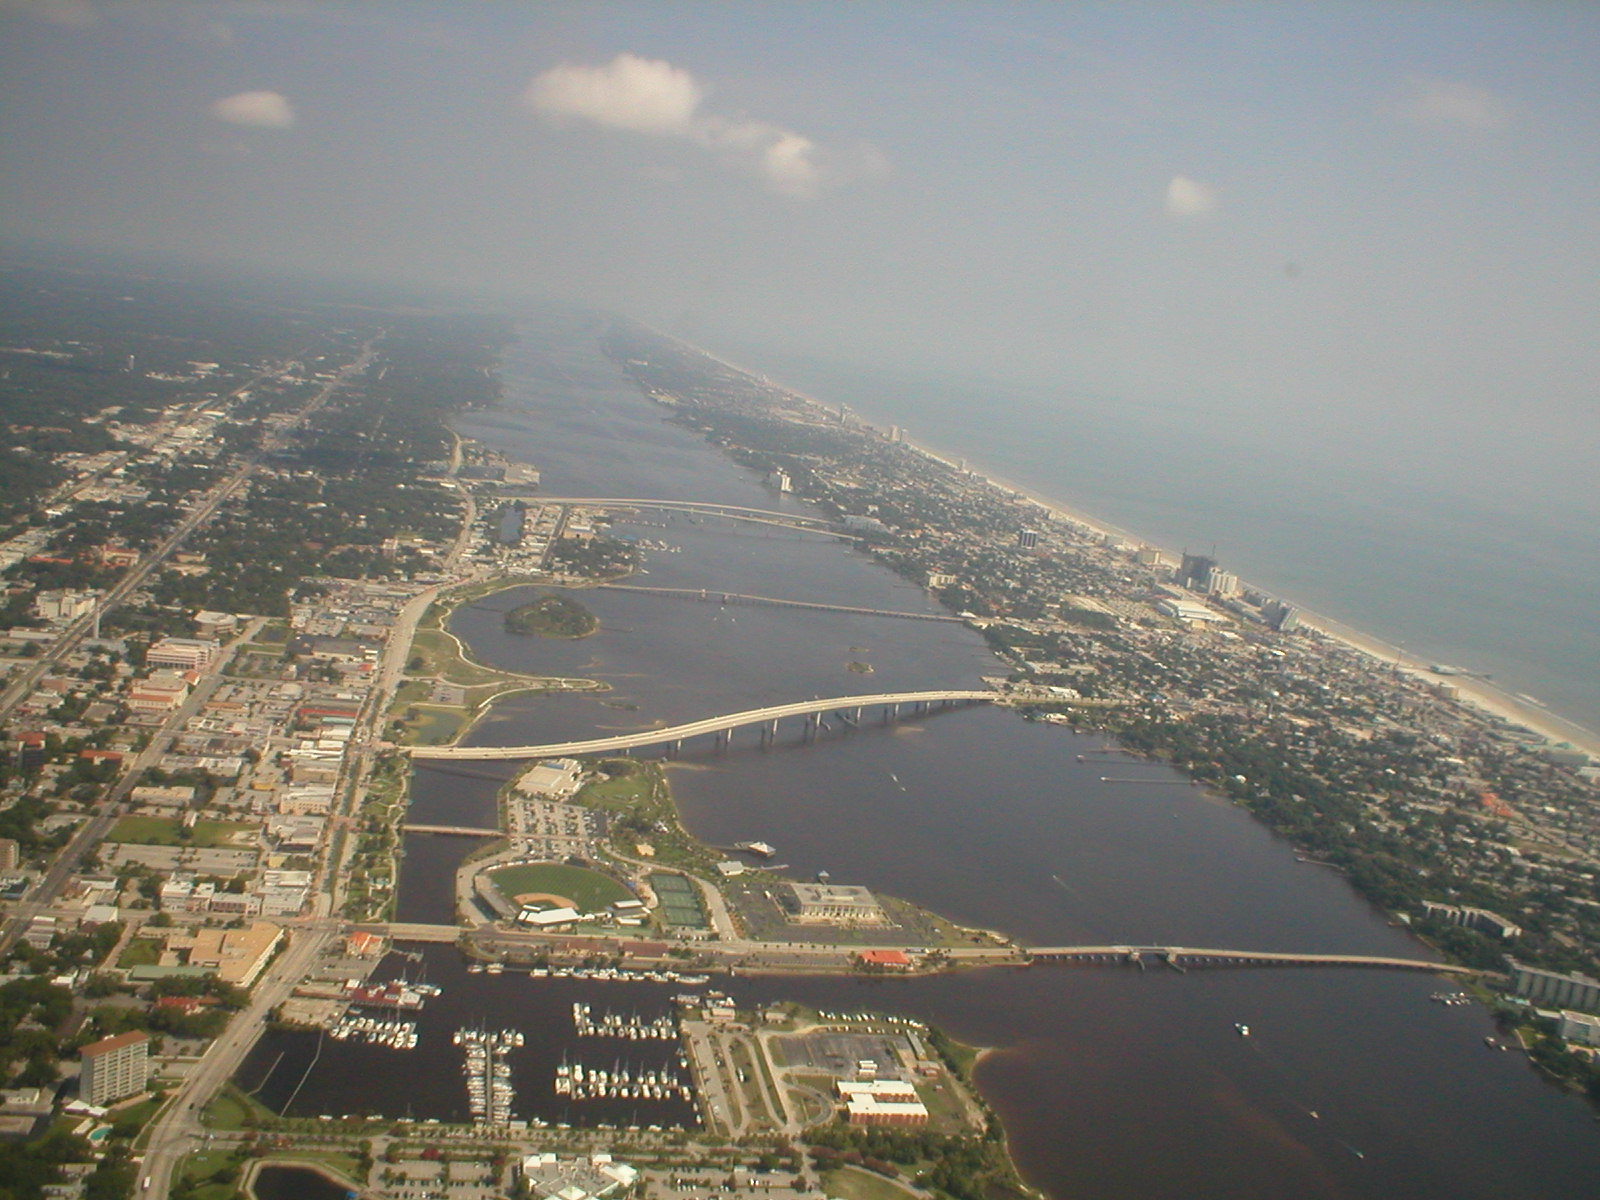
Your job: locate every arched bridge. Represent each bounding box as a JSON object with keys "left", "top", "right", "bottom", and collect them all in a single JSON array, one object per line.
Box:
[
  {"left": 409, "top": 689, "right": 998, "bottom": 761},
  {"left": 1028, "top": 945, "right": 1478, "bottom": 975}
]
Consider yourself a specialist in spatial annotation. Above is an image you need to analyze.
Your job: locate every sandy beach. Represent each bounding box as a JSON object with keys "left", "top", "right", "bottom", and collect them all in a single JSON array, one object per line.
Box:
[{"left": 691, "top": 337, "right": 1600, "bottom": 761}]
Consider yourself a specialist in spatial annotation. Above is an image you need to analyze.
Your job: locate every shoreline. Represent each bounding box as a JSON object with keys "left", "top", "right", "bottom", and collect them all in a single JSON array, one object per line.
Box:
[{"left": 696, "top": 339, "right": 1600, "bottom": 760}]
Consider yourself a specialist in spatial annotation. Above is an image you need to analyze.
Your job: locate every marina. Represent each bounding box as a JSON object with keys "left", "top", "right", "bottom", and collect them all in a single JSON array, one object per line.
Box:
[
  {"left": 555, "top": 1057, "right": 694, "bottom": 1104},
  {"left": 329, "top": 1016, "right": 418, "bottom": 1050},
  {"left": 571, "top": 1002, "right": 680, "bottom": 1041},
  {"left": 456, "top": 1027, "right": 523, "bottom": 1124}
]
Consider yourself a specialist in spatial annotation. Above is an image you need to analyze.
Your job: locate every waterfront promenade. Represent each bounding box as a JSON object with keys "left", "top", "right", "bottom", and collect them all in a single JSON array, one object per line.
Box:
[{"left": 409, "top": 689, "right": 998, "bottom": 761}]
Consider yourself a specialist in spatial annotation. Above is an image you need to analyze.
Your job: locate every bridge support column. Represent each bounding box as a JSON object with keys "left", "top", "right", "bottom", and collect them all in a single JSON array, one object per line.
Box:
[
  {"left": 715, "top": 728, "right": 731, "bottom": 752},
  {"left": 760, "top": 719, "right": 778, "bottom": 746},
  {"left": 803, "top": 712, "right": 820, "bottom": 743}
]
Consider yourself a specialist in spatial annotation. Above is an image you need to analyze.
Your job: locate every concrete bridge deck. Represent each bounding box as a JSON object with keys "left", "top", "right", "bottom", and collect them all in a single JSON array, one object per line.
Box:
[
  {"left": 1028, "top": 945, "right": 1476, "bottom": 974},
  {"left": 401, "top": 824, "right": 502, "bottom": 838},
  {"left": 410, "top": 689, "right": 997, "bottom": 761},
  {"left": 357, "top": 922, "right": 463, "bottom": 943},
  {"left": 600, "top": 583, "right": 963, "bottom": 622},
  {"left": 533, "top": 497, "right": 846, "bottom": 536}
]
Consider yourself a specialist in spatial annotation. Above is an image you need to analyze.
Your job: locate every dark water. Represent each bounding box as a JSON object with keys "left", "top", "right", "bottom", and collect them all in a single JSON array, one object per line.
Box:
[
  {"left": 242, "top": 950, "right": 696, "bottom": 1129},
  {"left": 243, "top": 311, "right": 1600, "bottom": 1199},
  {"left": 249, "top": 1164, "right": 353, "bottom": 1200}
]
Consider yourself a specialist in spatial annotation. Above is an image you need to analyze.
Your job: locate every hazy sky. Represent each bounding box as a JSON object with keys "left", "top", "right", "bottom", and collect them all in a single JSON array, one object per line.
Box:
[{"left": 3, "top": 0, "right": 1597, "bottom": 504}]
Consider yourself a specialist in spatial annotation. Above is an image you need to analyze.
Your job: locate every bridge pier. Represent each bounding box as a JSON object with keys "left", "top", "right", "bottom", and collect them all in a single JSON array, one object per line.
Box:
[
  {"left": 760, "top": 719, "right": 778, "bottom": 746},
  {"left": 803, "top": 713, "right": 820, "bottom": 743},
  {"left": 715, "top": 728, "right": 731, "bottom": 752}
]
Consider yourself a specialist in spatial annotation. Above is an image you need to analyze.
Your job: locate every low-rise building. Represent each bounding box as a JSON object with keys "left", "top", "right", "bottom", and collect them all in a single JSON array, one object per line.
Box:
[
  {"left": 146, "top": 637, "right": 220, "bottom": 670},
  {"left": 837, "top": 1079, "right": 928, "bottom": 1126},
  {"left": 171, "top": 921, "right": 283, "bottom": 988},
  {"left": 126, "top": 673, "right": 191, "bottom": 712},
  {"left": 1558, "top": 1010, "right": 1600, "bottom": 1047},
  {"left": 1423, "top": 901, "right": 1522, "bottom": 940},
  {"left": 784, "top": 882, "right": 890, "bottom": 926}
]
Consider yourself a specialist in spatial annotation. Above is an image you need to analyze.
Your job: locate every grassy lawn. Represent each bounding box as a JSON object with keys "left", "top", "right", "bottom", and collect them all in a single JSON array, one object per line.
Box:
[
  {"left": 110, "top": 1093, "right": 167, "bottom": 1143},
  {"left": 390, "top": 679, "right": 430, "bottom": 709},
  {"left": 487, "top": 863, "right": 634, "bottom": 912},
  {"left": 178, "top": 1148, "right": 246, "bottom": 1200},
  {"left": 577, "top": 769, "right": 656, "bottom": 812},
  {"left": 201, "top": 1085, "right": 277, "bottom": 1133},
  {"left": 407, "top": 627, "right": 519, "bottom": 688},
  {"left": 261, "top": 1149, "right": 364, "bottom": 1179},
  {"left": 821, "top": 1166, "right": 922, "bottom": 1200},
  {"left": 580, "top": 760, "right": 720, "bottom": 875},
  {"left": 394, "top": 705, "right": 466, "bottom": 746},
  {"left": 117, "top": 937, "right": 164, "bottom": 969},
  {"left": 107, "top": 816, "right": 258, "bottom": 848}
]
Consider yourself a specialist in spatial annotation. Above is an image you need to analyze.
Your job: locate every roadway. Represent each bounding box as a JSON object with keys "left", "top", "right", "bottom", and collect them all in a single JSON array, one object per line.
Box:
[
  {"left": 598, "top": 583, "right": 964, "bottom": 622},
  {"left": 140, "top": 920, "right": 339, "bottom": 1198},
  {"left": 1027, "top": 945, "right": 1477, "bottom": 974},
  {"left": 409, "top": 689, "right": 997, "bottom": 761},
  {"left": 521, "top": 496, "right": 838, "bottom": 530}
]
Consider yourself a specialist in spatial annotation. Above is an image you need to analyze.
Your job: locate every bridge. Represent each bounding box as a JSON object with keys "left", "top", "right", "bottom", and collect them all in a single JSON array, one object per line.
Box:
[
  {"left": 401, "top": 824, "right": 502, "bottom": 838},
  {"left": 1027, "top": 945, "right": 1477, "bottom": 975},
  {"left": 533, "top": 497, "right": 849, "bottom": 537},
  {"left": 410, "top": 689, "right": 998, "bottom": 761},
  {"left": 353, "top": 922, "right": 463, "bottom": 944},
  {"left": 599, "top": 583, "right": 963, "bottom": 623}
]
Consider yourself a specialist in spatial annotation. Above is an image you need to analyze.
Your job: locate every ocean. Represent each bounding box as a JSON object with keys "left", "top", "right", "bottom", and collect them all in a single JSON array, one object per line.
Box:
[{"left": 703, "top": 343, "right": 1600, "bottom": 737}]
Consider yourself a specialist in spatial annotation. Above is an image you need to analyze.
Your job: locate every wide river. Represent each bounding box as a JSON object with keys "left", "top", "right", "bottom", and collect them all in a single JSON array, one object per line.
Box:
[{"left": 242, "top": 311, "right": 1600, "bottom": 1199}]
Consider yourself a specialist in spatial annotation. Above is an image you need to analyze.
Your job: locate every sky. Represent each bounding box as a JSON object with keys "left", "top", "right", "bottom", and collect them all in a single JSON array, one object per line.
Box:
[{"left": 2, "top": 0, "right": 1598, "bottom": 513}]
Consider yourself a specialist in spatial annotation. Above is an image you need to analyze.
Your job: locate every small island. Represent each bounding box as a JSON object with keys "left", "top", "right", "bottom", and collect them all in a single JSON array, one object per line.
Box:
[{"left": 504, "top": 591, "right": 598, "bottom": 639}]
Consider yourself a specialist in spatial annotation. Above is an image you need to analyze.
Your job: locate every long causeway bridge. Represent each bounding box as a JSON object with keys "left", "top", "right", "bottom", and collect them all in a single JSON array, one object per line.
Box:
[
  {"left": 600, "top": 583, "right": 963, "bottom": 623},
  {"left": 1027, "top": 945, "right": 1477, "bottom": 975},
  {"left": 410, "top": 689, "right": 998, "bottom": 761},
  {"left": 535, "top": 496, "right": 849, "bottom": 537}
]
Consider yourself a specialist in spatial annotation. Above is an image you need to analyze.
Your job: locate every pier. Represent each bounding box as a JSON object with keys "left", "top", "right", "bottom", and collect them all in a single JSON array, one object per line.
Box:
[{"left": 409, "top": 689, "right": 998, "bottom": 761}]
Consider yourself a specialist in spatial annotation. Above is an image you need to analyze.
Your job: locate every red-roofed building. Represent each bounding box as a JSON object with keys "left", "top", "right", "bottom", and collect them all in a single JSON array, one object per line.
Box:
[{"left": 855, "top": 949, "right": 912, "bottom": 970}]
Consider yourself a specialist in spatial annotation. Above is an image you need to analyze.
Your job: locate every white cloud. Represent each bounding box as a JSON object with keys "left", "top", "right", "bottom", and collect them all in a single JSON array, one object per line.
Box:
[
  {"left": 210, "top": 90, "right": 295, "bottom": 130},
  {"left": 1398, "top": 75, "right": 1512, "bottom": 132},
  {"left": 524, "top": 52, "right": 872, "bottom": 198},
  {"left": 525, "top": 52, "right": 702, "bottom": 135},
  {"left": 1165, "top": 175, "right": 1218, "bottom": 218},
  {"left": 759, "top": 132, "right": 823, "bottom": 199}
]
